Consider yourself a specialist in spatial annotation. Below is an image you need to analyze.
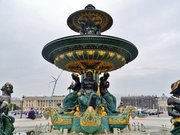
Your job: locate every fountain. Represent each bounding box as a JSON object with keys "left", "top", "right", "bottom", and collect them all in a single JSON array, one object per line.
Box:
[{"left": 42, "top": 4, "right": 138, "bottom": 134}]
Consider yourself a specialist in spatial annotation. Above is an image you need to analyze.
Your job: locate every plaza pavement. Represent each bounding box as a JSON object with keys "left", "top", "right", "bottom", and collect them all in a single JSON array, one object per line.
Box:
[{"left": 13, "top": 113, "right": 172, "bottom": 135}]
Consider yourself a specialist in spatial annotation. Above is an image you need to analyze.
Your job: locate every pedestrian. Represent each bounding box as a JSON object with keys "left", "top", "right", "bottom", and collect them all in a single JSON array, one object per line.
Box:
[{"left": 27, "top": 108, "right": 35, "bottom": 120}]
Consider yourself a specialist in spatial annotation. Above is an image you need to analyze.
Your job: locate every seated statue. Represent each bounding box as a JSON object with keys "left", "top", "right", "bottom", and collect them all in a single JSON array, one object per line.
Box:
[
  {"left": 100, "top": 73, "right": 117, "bottom": 114},
  {"left": 0, "top": 83, "right": 15, "bottom": 135},
  {"left": 78, "top": 71, "right": 98, "bottom": 112},
  {"left": 64, "top": 72, "right": 116, "bottom": 114},
  {"left": 167, "top": 80, "right": 180, "bottom": 135},
  {"left": 63, "top": 73, "right": 81, "bottom": 113}
]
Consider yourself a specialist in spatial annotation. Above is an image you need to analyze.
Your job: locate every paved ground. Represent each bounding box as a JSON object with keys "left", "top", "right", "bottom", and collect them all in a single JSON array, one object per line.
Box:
[
  {"left": 130, "top": 115, "right": 172, "bottom": 135},
  {"left": 13, "top": 113, "right": 172, "bottom": 135}
]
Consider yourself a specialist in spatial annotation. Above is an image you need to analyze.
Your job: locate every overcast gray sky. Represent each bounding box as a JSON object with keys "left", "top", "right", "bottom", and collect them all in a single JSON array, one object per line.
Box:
[{"left": 0, "top": 0, "right": 179, "bottom": 100}]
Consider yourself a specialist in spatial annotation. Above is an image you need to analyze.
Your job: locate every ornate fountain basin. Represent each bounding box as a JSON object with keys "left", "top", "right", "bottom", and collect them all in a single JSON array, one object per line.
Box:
[{"left": 42, "top": 35, "right": 138, "bottom": 73}]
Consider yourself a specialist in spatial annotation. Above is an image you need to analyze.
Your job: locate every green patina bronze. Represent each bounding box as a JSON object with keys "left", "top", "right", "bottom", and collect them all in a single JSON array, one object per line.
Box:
[
  {"left": 42, "top": 35, "right": 138, "bottom": 74},
  {"left": 167, "top": 80, "right": 180, "bottom": 135},
  {"left": 42, "top": 4, "right": 138, "bottom": 134},
  {"left": 0, "top": 83, "right": 15, "bottom": 135}
]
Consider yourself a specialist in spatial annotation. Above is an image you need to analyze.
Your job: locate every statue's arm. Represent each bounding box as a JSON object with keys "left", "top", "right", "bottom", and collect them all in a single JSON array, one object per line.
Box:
[
  {"left": 167, "top": 107, "right": 180, "bottom": 117},
  {"left": 172, "top": 96, "right": 180, "bottom": 104},
  {"left": 78, "top": 82, "right": 85, "bottom": 94},
  {"left": 105, "top": 81, "right": 110, "bottom": 89},
  {"left": 81, "top": 81, "right": 84, "bottom": 89},
  {"left": 167, "top": 98, "right": 180, "bottom": 117},
  {"left": 73, "top": 80, "right": 81, "bottom": 91},
  {"left": 94, "top": 82, "right": 98, "bottom": 92}
]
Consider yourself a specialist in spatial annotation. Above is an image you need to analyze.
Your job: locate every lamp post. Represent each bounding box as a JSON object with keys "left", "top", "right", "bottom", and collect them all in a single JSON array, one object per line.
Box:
[
  {"left": 20, "top": 96, "right": 25, "bottom": 119},
  {"left": 155, "top": 96, "right": 159, "bottom": 117}
]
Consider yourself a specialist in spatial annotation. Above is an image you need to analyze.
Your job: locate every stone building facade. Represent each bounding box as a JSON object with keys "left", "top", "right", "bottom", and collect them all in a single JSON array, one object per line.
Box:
[
  {"left": 22, "top": 96, "right": 65, "bottom": 112},
  {"left": 157, "top": 93, "right": 168, "bottom": 112},
  {"left": 120, "top": 95, "right": 158, "bottom": 109},
  {"left": 120, "top": 94, "right": 168, "bottom": 112},
  {"left": 11, "top": 97, "right": 21, "bottom": 107}
]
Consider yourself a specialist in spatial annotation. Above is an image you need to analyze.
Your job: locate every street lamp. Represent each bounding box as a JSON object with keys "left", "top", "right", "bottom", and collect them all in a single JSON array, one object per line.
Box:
[
  {"left": 155, "top": 96, "right": 159, "bottom": 117},
  {"left": 20, "top": 96, "right": 25, "bottom": 119}
]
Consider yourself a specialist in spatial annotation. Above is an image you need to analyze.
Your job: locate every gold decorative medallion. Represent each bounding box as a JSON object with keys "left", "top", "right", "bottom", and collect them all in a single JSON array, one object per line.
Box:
[{"left": 80, "top": 106, "right": 101, "bottom": 126}]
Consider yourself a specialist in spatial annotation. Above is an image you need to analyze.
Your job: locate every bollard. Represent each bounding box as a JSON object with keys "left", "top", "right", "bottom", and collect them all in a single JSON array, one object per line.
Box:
[
  {"left": 117, "top": 128, "right": 121, "bottom": 134},
  {"left": 63, "top": 129, "right": 68, "bottom": 135},
  {"left": 137, "top": 122, "right": 140, "bottom": 131},
  {"left": 104, "top": 129, "right": 108, "bottom": 135},
  {"left": 141, "top": 123, "right": 146, "bottom": 132},
  {"left": 133, "top": 122, "right": 136, "bottom": 131},
  {"left": 59, "top": 128, "right": 63, "bottom": 134}
]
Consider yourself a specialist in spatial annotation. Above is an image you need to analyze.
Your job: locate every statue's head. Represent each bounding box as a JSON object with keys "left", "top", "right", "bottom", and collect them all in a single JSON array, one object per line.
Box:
[
  {"left": 86, "top": 71, "right": 93, "bottom": 80},
  {"left": 170, "top": 80, "right": 180, "bottom": 94},
  {"left": 104, "top": 72, "right": 109, "bottom": 78},
  {"left": 76, "top": 105, "right": 80, "bottom": 111},
  {"left": 100, "top": 104, "right": 105, "bottom": 111},
  {"left": 72, "top": 73, "right": 79, "bottom": 79},
  {"left": 1, "top": 82, "right": 13, "bottom": 95}
]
